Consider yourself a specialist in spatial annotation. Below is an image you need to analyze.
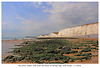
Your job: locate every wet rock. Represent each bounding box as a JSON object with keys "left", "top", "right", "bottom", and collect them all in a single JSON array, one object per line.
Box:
[
  {"left": 62, "top": 47, "right": 71, "bottom": 51},
  {"left": 92, "top": 44, "right": 98, "bottom": 47}
]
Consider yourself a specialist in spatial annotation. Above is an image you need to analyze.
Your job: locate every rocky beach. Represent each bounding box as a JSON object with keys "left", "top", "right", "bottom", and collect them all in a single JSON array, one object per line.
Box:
[
  {"left": 2, "top": 39, "right": 33, "bottom": 59},
  {"left": 2, "top": 38, "right": 98, "bottom": 64}
]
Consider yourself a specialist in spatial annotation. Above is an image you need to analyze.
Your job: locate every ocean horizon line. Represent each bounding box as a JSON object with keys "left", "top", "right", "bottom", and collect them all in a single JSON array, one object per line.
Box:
[
  {"left": 2, "top": 37, "right": 24, "bottom": 40},
  {"left": 2, "top": 36, "right": 38, "bottom": 40}
]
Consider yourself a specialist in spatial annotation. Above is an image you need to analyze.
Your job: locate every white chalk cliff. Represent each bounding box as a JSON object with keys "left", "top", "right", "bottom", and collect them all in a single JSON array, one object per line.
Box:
[{"left": 37, "top": 22, "right": 98, "bottom": 38}]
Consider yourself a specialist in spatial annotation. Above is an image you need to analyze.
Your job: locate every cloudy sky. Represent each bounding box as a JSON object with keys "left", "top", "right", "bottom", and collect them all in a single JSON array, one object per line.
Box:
[{"left": 2, "top": 2, "right": 98, "bottom": 37}]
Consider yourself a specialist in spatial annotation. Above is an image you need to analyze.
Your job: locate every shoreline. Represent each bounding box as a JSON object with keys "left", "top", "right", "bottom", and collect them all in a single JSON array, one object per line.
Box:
[
  {"left": 2, "top": 39, "right": 34, "bottom": 59},
  {"left": 2, "top": 39, "right": 34, "bottom": 41}
]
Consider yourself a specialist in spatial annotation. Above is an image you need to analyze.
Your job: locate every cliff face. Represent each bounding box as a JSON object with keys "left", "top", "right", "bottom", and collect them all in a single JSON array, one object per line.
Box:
[
  {"left": 58, "top": 22, "right": 98, "bottom": 37},
  {"left": 37, "top": 22, "right": 98, "bottom": 38}
]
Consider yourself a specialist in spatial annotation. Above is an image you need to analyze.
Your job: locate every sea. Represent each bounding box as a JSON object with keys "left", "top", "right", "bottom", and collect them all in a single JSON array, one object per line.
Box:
[
  {"left": 1, "top": 37, "right": 36, "bottom": 58},
  {"left": 2, "top": 37, "right": 36, "bottom": 58},
  {"left": 2, "top": 37, "right": 24, "bottom": 40},
  {"left": 2, "top": 36, "right": 37, "bottom": 40}
]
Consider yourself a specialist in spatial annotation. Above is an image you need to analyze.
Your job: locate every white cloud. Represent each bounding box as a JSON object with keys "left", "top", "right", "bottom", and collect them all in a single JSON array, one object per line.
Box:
[
  {"left": 38, "top": 2, "right": 42, "bottom": 5},
  {"left": 2, "top": 22, "right": 19, "bottom": 30},
  {"left": 44, "top": 2, "right": 98, "bottom": 28},
  {"left": 16, "top": 16, "right": 25, "bottom": 20},
  {"left": 42, "top": 6, "right": 46, "bottom": 9},
  {"left": 2, "top": 22, "right": 7, "bottom": 25},
  {"left": 3, "top": 15, "right": 57, "bottom": 37},
  {"left": 16, "top": 16, "right": 55, "bottom": 36},
  {"left": 33, "top": 2, "right": 42, "bottom": 8}
]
